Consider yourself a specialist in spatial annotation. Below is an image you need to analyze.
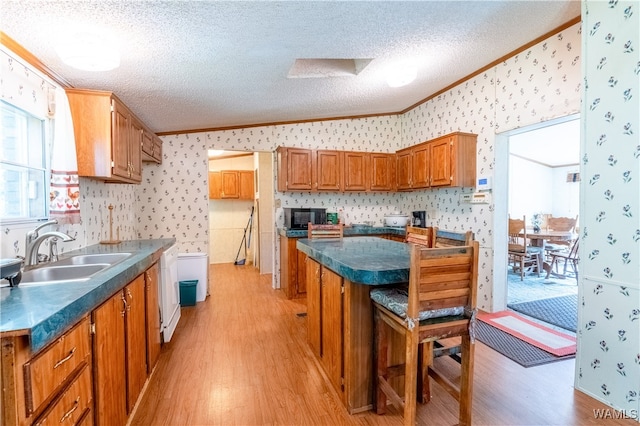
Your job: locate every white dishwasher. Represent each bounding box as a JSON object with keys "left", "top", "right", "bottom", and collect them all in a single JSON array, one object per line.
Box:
[{"left": 160, "top": 244, "right": 180, "bottom": 342}]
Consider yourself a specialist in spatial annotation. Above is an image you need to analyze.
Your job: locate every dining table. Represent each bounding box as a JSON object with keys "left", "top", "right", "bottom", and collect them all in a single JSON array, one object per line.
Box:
[{"left": 518, "top": 229, "right": 576, "bottom": 274}]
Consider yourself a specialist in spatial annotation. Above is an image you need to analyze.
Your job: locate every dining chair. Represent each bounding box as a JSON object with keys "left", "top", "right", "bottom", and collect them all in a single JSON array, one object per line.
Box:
[
  {"left": 405, "top": 226, "right": 435, "bottom": 246},
  {"left": 544, "top": 215, "right": 578, "bottom": 257},
  {"left": 370, "top": 241, "right": 479, "bottom": 426},
  {"left": 545, "top": 238, "right": 579, "bottom": 283},
  {"left": 508, "top": 215, "right": 542, "bottom": 280},
  {"left": 307, "top": 222, "right": 343, "bottom": 239}
]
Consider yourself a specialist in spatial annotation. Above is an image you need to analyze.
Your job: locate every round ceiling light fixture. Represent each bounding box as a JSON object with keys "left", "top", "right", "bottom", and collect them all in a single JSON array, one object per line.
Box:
[
  {"left": 386, "top": 63, "right": 417, "bottom": 88},
  {"left": 55, "top": 31, "right": 120, "bottom": 72}
]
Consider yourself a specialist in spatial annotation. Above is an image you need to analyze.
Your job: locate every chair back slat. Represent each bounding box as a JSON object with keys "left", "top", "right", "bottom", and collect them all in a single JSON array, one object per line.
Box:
[
  {"left": 546, "top": 215, "right": 578, "bottom": 232},
  {"left": 407, "top": 242, "right": 478, "bottom": 319},
  {"left": 433, "top": 228, "right": 473, "bottom": 247},
  {"left": 405, "top": 226, "right": 435, "bottom": 247},
  {"left": 307, "top": 223, "right": 343, "bottom": 239}
]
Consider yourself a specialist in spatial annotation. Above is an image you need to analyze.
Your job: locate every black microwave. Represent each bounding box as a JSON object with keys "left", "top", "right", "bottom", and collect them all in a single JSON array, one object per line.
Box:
[{"left": 284, "top": 208, "right": 327, "bottom": 230}]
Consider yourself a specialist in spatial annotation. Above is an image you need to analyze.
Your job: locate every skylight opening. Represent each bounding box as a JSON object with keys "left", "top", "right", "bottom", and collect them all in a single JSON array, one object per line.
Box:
[{"left": 288, "top": 58, "right": 372, "bottom": 79}]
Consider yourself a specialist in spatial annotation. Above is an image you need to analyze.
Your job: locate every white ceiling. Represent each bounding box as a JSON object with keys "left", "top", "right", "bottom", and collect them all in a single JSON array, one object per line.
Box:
[
  {"left": 1, "top": 1, "right": 581, "bottom": 134},
  {"left": 510, "top": 118, "right": 580, "bottom": 167}
]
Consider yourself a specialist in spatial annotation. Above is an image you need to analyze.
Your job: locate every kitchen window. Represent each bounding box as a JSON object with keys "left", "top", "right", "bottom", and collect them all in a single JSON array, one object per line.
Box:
[{"left": 0, "top": 100, "right": 49, "bottom": 224}]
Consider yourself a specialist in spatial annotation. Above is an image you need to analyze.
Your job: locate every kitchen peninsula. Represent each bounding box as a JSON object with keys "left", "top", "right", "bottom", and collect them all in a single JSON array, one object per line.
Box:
[
  {"left": 280, "top": 226, "right": 406, "bottom": 299},
  {"left": 296, "top": 236, "right": 410, "bottom": 414}
]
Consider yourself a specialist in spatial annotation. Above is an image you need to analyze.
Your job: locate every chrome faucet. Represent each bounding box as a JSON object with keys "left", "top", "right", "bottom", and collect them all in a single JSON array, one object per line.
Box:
[{"left": 24, "top": 220, "right": 75, "bottom": 267}]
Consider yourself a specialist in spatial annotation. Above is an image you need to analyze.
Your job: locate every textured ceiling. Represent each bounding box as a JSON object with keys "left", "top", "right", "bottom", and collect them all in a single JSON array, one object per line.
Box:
[{"left": 1, "top": 1, "right": 581, "bottom": 134}]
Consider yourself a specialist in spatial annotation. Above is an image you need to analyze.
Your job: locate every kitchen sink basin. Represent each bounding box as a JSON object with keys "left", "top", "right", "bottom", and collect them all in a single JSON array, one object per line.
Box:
[
  {"left": 19, "top": 264, "right": 109, "bottom": 286},
  {"left": 55, "top": 252, "right": 132, "bottom": 266}
]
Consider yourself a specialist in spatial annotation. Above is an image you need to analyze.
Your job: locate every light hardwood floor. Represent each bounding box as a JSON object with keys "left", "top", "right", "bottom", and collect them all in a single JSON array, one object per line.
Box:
[{"left": 131, "top": 264, "right": 637, "bottom": 425}]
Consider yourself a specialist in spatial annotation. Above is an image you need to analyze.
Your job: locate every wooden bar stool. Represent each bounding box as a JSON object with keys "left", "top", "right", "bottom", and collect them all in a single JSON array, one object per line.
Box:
[{"left": 370, "top": 241, "right": 479, "bottom": 426}]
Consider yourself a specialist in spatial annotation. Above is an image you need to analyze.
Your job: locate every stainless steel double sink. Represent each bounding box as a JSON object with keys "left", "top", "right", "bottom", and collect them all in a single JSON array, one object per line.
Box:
[{"left": 19, "top": 253, "right": 132, "bottom": 286}]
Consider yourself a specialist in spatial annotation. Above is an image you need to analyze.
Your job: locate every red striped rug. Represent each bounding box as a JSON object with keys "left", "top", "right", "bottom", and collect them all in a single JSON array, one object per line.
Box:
[{"left": 478, "top": 311, "right": 576, "bottom": 357}]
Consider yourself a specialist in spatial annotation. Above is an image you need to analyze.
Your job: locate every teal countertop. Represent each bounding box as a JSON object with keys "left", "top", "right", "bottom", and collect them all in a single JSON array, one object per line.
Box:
[
  {"left": 280, "top": 226, "right": 406, "bottom": 238},
  {"left": 296, "top": 236, "right": 409, "bottom": 285},
  {"left": 0, "top": 238, "right": 175, "bottom": 352}
]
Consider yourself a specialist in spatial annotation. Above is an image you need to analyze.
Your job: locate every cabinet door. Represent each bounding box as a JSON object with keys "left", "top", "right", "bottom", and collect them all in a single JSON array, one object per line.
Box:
[
  {"left": 145, "top": 263, "right": 161, "bottom": 374},
  {"left": 370, "top": 153, "right": 395, "bottom": 191},
  {"left": 316, "top": 150, "right": 342, "bottom": 191},
  {"left": 343, "top": 151, "right": 367, "bottom": 191},
  {"left": 141, "top": 129, "right": 154, "bottom": 158},
  {"left": 296, "top": 248, "right": 307, "bottom": 295},
  {"left": 321, "top": 267, "right": 343, "bottom": 395},
  {"left": 396, "top": 150, "right": 412, "bottom": 190},
  {"left": 93, "top": 291, "right": 127, "bottom": 426},
  {"left": 221, "top": 171, "right": 239, "bottom": 198},
  {"left": 209, "top": 171, "right": 222, "bottom": 199},
  {"left": 430, "top": 137, "right": 452, "bottom": 187},
  {"left": 285, "top": 148, "right": 313, "bottom": 190},
  {"left": 128, "top": 117, "right": 143, "bottom": 182},
  {"left": 111, "top": 100, "right": 131, "bottom": 180},
  {"left": 411, "top": 142, "right": 430, "bottom": 188},
  {"left": 239, "top": 170, "right": 254, "bottom": 200},
  {"left": 306, "top": 258, "right": 321, "bottom": 357},
  {"left": 34, "top": 365, "right": 92, "bottom": 426},
  {"left": 125, "top": 275, "right": 147, "bottom": 413}
]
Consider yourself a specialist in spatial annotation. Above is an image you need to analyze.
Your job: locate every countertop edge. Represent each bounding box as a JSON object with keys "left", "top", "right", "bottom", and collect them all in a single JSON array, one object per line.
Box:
[{"left": 1, "top": 238, "right": 176, "bottom": 353}]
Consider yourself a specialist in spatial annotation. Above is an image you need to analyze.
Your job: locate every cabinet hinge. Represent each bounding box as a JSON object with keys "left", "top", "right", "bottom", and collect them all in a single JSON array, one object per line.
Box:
[
  {"left": 450, "top": 175, "right": 453, "bottom": 181},
  {"left": 90, "top": 322, "right": 96, "bottom": 335},
  {"left": 111, "top": 161, "right": 115, "bottom": 168},
  {"left": 341, "top": 285, "right": 345, "bottom": 294}
]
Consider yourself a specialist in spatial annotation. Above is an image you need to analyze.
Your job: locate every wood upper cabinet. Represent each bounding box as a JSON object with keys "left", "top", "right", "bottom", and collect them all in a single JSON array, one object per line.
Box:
[
  {"left": 315, "top": 150, "right": 342, "bottom": 191},
  {"left": 145, "top": 263, "right": 161, "bottom": 374},
  {"left": 430, "top": 132, "right": 477, "bottom": 187},
  {"left": 396, "top": 132, "right": 477, "bottom": 190},
  {"left": 370, "top": 153, "right": 396, "bottom": 191},
  {"left": 396, "top": 148, "right": 412, "bottom": 190},
  {"left": 343, "top": 151, "right": 367, "bottom": 191},
  {"left": 277, "top": 147, "right": 313, "bottom": 191},
  {"left": 221, "top": 171, "right": 239, "bottom": 198},
  {"left": 141, "top": 129, "right": 162, "bottom": 164},
  {"left": 66, "top": 88, "right": 151, "bottom": 184},
  {"left": 209, "top": 170, "right": 254, "bottom": 199}
]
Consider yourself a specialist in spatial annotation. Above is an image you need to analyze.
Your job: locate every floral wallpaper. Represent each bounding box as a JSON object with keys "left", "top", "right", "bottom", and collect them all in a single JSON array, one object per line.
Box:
[
  {"left": 577, "top": 0, "right": 639, "bottom": 416},
  {"left": 2, "top": 7, "right": 637, "bottom": 417}
]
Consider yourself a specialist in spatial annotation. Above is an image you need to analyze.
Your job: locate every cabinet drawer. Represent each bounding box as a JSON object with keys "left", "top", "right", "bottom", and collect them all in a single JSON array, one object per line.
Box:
[
  {"left": 24, "top": 317, "right": 91, "bottom": 414},
  {"left": 34, "top": 365, "right": 92, "bottom": 426}
]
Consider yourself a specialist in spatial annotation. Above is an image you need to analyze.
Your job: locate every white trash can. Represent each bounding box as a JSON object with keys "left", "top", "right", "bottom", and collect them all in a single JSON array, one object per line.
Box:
[{"left": 177, "top": 253, "right": 208, "bottom": 302}]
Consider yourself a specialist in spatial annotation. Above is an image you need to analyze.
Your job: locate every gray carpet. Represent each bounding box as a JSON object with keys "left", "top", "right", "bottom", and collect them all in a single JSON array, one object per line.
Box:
[
  {"left": 508, "top": 294, "right": 578, "bottom": 332},
  {"left": 475, "top": 320, "right": 574, "bottom": 368}
]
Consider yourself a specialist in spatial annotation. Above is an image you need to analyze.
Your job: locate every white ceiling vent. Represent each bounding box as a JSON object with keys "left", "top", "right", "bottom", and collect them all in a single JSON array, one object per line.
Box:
[{"left": 288, "top": 58, "right": 372, "bottom": 79}]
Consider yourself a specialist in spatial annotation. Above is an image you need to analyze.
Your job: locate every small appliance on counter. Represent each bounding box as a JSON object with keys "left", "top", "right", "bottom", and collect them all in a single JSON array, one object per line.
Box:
[
  {"left": 384, "top": 213, "right": 410, "bottom": 227},
  {"left": 411, "top": 211, "right": 427, "bottom": 228},
  {"left": 284, "top": 208, "right": 327, "bottom": 229}
]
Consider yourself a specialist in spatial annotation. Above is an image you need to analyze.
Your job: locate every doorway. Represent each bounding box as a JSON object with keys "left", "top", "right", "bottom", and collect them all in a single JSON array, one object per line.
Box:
[
  {"left": 207, "top": 150, "right": 275, "bottom": 275},
  {"left": 493, "top": 114, "right": 580, "bottom": 312}
]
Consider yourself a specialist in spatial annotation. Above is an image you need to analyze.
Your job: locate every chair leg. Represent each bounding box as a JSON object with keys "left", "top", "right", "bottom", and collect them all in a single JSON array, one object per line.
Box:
[
  {"left": 417, "top": 342, "right": 433, "bottom": 404},
  {"left": 403, "top": 328, "right": 419, "bottom": 426},
  {"left": 375, "top": 311, "right": 388, "bottom": 415},
  {"left": 459, "top": 334, "right": 475, "bottom": 426},
  {"left": 519, "top": 256, "right": 524, "bottom": 281}
]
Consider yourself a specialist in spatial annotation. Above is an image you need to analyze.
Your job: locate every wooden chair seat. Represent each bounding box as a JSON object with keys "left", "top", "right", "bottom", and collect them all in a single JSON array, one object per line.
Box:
[{"left": 372, "top": 242, "right": 479, "bottom": 426}]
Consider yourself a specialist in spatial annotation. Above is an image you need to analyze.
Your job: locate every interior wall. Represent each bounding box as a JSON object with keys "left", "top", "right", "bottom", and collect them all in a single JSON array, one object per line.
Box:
[
  {"left": 508, "top": 156, "right": 555, "bottom": 222},
  {"left": 578, "top": 0, "right": 639, "bottom": 414},
  {"left": 256, "top": 152, "right": 274, "bottom": 274}
]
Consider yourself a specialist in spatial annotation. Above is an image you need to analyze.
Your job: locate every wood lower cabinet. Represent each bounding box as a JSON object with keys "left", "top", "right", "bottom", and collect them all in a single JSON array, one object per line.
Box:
[
  {"left": 305, "top": 258, "right": 391, "bottom": 413},
  {"left": 279, "top": 235, "right": 307, "bottom": 299},
  {"left": 33, "top": 365, "right": 93, "bottom": 426},
  {"left": 145, "top": 263, "right": 161, "bottom": 374},
  {"left": 124, "top": 275, "right": 147, "bottom": 413},
  {"left": 93, "top": 290, "right": 127, "bottom": 426},
  {"left": 93, "top": 272, "right": 153, "bottom": 425}
]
